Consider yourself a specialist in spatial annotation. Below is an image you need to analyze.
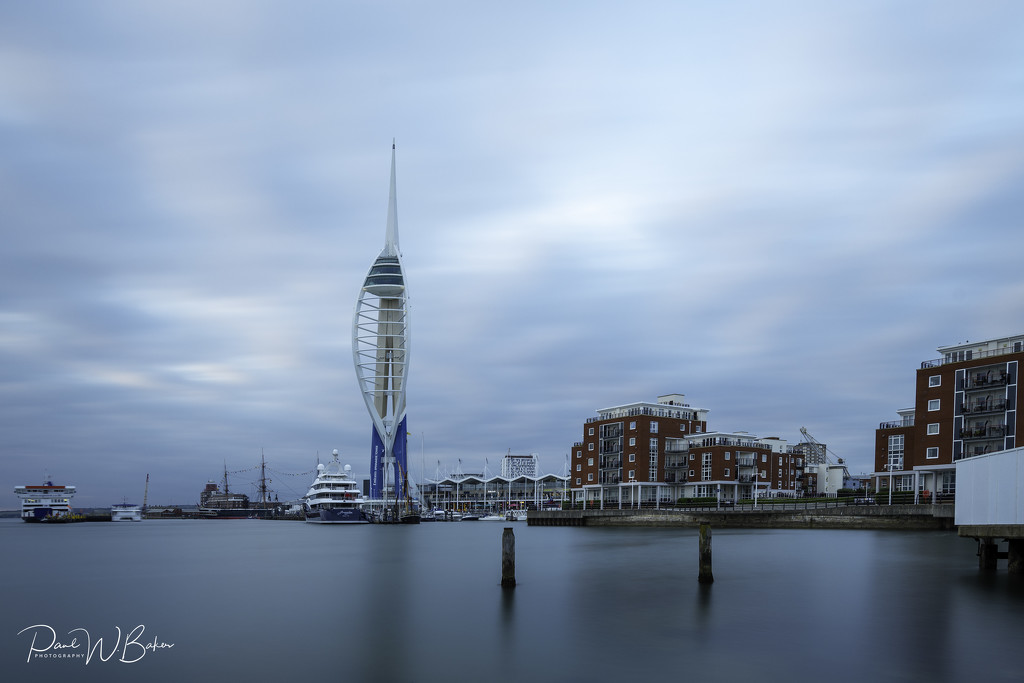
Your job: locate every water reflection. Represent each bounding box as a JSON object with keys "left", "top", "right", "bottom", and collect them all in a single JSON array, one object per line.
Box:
[{"left": 3, "top": 521, "right": 1024, "bottom": 683}]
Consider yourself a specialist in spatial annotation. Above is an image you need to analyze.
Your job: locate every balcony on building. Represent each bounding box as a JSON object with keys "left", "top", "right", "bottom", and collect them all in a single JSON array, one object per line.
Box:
[
  {"left": 664, "top": 438, "right": 688, "bottom": 454},
  {"left": 961, "top": 397, "right": 1008, "bottom": 416},
  {"left": 962, "top": 365, "right": 1010, "bottom": 391},
  {"left": 692, "top": 435, "right": 765, "bottom": 449},
  {"left": 960, "top": 424, "right": 1007, "bottom": 440},
  {"left": 663, "top": 454, "right": 687, "bottom": 469},
  {"left": 880, "top": 407, "right": 915, "bottom": 430}
]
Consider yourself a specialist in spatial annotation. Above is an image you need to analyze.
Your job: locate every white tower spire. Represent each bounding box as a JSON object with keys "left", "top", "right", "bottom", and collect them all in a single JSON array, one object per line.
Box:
[{"left": 384, "top": 139, "right": 399, "bottom": 256}]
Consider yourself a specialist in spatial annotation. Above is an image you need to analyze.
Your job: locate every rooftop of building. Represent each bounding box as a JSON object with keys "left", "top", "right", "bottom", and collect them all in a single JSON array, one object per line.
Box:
[
  {"left": 591, "top": 394, "right": 709, "bottom": 422},
  {"left": 923, "top": 333, "right": 1024, "bottom": 369}
]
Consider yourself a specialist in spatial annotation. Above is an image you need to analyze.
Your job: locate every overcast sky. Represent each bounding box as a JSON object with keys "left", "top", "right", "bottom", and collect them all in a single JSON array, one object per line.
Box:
[{"left": 2, "top": 1, "right": 1023, "bottom": 508}]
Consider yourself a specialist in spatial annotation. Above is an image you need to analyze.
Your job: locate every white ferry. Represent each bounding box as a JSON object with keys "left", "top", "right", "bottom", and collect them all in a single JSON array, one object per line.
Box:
[
  {"left": 303, "top": 450, "right": 370, "bottom": 524},
  {"left": 15, "top": 479, "right": 77, "bottom": 522},
  {"left": 111, "top": 502, "right": 143, "bottom": 522}
]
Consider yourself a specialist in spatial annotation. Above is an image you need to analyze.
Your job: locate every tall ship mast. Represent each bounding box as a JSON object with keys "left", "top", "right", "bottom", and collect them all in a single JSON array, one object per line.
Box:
[{"left": 353, "top": 141, "right": 411, "bottom": 508}]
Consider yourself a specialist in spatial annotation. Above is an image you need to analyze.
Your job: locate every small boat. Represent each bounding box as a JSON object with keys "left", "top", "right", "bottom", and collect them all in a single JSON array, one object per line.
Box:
[
  {"left": 505, "top": 510, "right": 528, "bottom": 522},
  {"left": 480, "top": 513, "right": 505, "bottom": 521},
  {"left": 461, "top": 513, "right": 482, "bottom": 521},
  {"left": 111, "top": 502, "right": 142, "bottom": 522},
  {"left": 303, "top": 450, "right": 371, "bottom": 524}
]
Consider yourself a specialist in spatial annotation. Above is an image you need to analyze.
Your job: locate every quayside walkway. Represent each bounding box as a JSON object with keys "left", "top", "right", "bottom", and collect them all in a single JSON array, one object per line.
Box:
[{"left": 528, "top": 503, "right": 954, "bottom": 530}]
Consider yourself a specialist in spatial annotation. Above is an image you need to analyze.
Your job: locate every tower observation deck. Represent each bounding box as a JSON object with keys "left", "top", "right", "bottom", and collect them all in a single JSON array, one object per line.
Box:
[{"left": 353, "top": 142, "right": 410, "bottom": 501}]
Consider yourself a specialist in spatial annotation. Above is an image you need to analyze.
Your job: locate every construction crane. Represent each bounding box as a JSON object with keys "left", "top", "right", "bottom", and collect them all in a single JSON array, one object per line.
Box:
[
  {"left": 799, "top": 427, "right": 852, "bottom": 489},
  {"left": 799, "top": 427, "right": 843, "bottom": 466}
]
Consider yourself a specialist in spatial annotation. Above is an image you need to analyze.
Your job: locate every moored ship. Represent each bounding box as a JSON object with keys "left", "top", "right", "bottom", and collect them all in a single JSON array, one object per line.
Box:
[
  {"left": 197, "top": 457, "right": 281, "bottom": 519},
  {"left": 303, "top": 450, "right": 370, "bottom": 524},
  {"left": 15, "top": 479, "right": 77, "bottom": 522},
  {"left": 111, "top": 502, "right": 143, "bottom": 521}
]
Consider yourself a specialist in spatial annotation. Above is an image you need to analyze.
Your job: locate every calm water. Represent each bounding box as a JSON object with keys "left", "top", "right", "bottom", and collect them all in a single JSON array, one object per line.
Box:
[{"left": 2, "top": 518, "right": 1022, "bottom": 683}]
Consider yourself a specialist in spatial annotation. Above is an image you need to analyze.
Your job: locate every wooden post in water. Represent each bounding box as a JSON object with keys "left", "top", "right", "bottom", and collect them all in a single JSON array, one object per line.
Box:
[
  {"left": 979, "top": 538, "right": 999, "bottom": 571},
  {"left": 1008, "top": 540, "right": 1024, "bottom": 575},
  {"left": 501, "top": 527, "right": 516, "bottom": 588},
  {"left": 698, "top": 524, "right": 714, "bottom": 584}
]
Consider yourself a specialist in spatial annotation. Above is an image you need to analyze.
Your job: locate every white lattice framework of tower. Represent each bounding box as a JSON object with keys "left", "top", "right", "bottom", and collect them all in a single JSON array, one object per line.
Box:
[{"left": 352, "top": 142, "right": 410, "bottom": 498}]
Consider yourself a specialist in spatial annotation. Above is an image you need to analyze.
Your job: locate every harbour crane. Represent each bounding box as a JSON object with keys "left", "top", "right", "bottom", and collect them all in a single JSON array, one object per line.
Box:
[{"left": 799, "top": 427, "right": 852, "bottom": 490}]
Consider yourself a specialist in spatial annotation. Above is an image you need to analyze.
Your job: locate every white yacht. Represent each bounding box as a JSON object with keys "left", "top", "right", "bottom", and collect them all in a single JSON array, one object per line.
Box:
[
  {"left": 111, "top": 502, "right": 142, "bottom": 522},
  {"left": 14, "top": 479, "right": 76, "bottom": 522},
  {"left": 303, "top": 450, "right": 370, "bottom": 524}
]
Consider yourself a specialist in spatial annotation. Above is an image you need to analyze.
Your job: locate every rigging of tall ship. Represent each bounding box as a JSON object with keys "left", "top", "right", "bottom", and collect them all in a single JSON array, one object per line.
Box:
[
  {"left": 303, "top": 450, "right": 370, "bottom": 524},
  {"left": 14, "top": 477, "right": 76, "bottom": 522},
  {"left": 196, "top": 455, "right": 281, "bottom": 519}
]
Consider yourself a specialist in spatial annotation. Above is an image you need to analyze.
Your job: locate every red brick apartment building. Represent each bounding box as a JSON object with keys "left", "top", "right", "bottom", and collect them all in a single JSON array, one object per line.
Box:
[
  {"left": 570, "top": 394, "right": 810, "bottom": 506},
  {"left": 874, "top": 334, "right": 1022, "bottom": 500}
]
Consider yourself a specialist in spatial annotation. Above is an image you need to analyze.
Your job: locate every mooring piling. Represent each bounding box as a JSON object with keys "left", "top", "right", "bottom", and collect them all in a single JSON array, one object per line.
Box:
[
  {"left": 698, "top": 523, "right": 714, "bottom": 584},
  {"left": 501, "top": 527, "right": 516, "bottom": 588}
]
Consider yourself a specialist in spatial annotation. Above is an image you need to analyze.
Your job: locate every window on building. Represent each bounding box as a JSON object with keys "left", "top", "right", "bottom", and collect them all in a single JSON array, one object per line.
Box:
[
  {"left": 628, "top": 470, "right": 635, "bottom": 481},
  {"left": 724, "top": 468, "right": 730, "bottom": 477},
  {"left": 929, "top": 375, "right": 941, "bottom": 387},
  {"left": 588, "top": 427, "right": 594, "bottom": 436},
  {"left": 689, "top": 469, "right": 695, "bottom": 478},
  {"left": 887, "top": 434, "right": 904, "bottom": 470},
  {"left": 649, "top": 439, "right": 659, "bottom": 481},
  {"left": 926, "top": 447, "right": 939, "bottom": 459},
  {"left": 629, "top": 453, "right": 635, "bottom": 462},
  {"left": 940, "top": 472, "right": 956, "bottom": 495},
  {"left": 650, "top": 421, "right": 659, "bottom": 434},
  {"left": 689, "top": 453, "right": 694, "bottom": 461},
  {"left": 927, "top": 423, "right": 940, "bottom": 435},
  {"left": 928, "top": 399, "right": 940, "bottom": 411},
  {"left": 588, "top": 443, "right": 594, "bottom": 451},
  {"left": 629, "top": 437, "right": 636, "bottom": 446},
  {"left": 702, "top": 453, "right": 712, "bottom": 481},
  {"left": 587, "top": 458, "right": 593, "bottom": 466},
  {"left": 629, "top": 421, "right": 636, "bottom": 430},
  {"left": 778, "top": 456, "right": 782, "bottom": 465},
  {"left": 725, "top": 452, "right": 731, "bottom": 460},
  {"left": 680, "top": 424, "right": 687, "bottom": 432},
  {"left": 762, "top": 454, "right": 767, "bottom": 463},
  {"left": 587, "top": 473, "right": 593, "bottom": 482},
  {"left": 576, "top": 464, "right": 581, "bottom": 472},
  {"left": 576, "top": 450, "right": 582, "bottom": 459}
]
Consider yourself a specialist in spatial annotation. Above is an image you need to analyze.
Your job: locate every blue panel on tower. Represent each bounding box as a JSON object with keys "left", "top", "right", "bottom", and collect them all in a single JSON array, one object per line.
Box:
[
  {"left": 394, "top": 416, "right": 408, "bottom": 499},
  {"left": 370, "top": 426, "right": 385, "bottom": 499}
]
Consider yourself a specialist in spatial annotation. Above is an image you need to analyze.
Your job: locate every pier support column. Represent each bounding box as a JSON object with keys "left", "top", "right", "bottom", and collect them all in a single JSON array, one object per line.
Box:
[
  {"left": 501, "top": 527, "right": 516, "bottom": 588},
  {"left": 1008, "top": 540, "right": 1024, "bottom": 575},
  {"left": 979, "top": 538, "right": 999, "bottom": 572},
  {"left": 698, "top": 524, "right": 714, "bottom": 584}
]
